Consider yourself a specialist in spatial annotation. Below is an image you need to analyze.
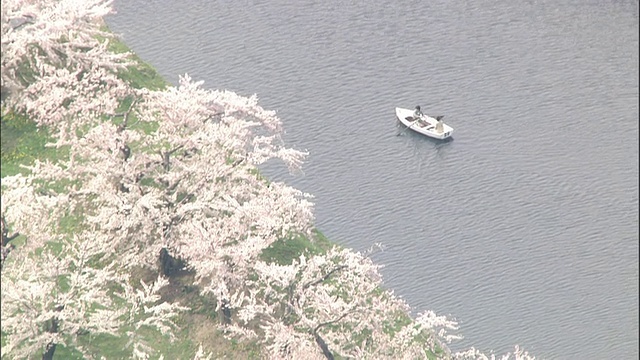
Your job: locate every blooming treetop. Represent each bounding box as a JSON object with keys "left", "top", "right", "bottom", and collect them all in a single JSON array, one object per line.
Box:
[
  {"left": 231, "top": 246, "right": 458, "bottom": 359},
  {"left": 0, "top": 214, "right": 187, "bottom": 359},
  {"left": 2, "top": 68, "right": 315, "bottom": 327},
  {"left": 1, "top": 0, "right": 131, "bottom": 133},
  {"left": 57, "top": 74, "right": 315, "bottom": 294},
  {"left": 226, "top": 244, "right": 537, "bottom": 360}
]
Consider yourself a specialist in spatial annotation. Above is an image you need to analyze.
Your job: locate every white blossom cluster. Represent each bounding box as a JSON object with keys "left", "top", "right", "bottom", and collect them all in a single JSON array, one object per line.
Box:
[{"left": 1, "top": 0, "right": 131, "bottom": 134}]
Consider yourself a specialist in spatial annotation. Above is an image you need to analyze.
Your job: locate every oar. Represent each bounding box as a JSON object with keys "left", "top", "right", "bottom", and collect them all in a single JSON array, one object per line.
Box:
[{"left": 397, "top": 117, "right": 421, "bottom": 136}]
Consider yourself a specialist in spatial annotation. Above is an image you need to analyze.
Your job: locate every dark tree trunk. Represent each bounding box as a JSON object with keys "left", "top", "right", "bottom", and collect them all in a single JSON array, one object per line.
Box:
[
  {"left": 313, "top": 330, "right": 334, "bottom": 360},
  {"left": 221, "top": 299, "right": 231, "bottom": 325},
  {"left": 159, "top": 247, "right": 184, "bottom": 276},
  {"left": 161, "top": 151, "right": 171, "bottom": 172},
  {"left": 42, "top": 342, "right": 57, "bottom": 360},
  {"left": 159, "top": 145, "right": 184, "bottom": 172},
  {"left": 1, "top": 216, "right": 19, "bottom": 247},
  {"left": 42, "top": 312, "right": 61, "bottom": 360}
]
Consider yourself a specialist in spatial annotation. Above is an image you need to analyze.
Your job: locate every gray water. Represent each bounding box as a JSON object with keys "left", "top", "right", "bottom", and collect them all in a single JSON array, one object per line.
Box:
[{"left": 106, "top": 1, "right": 639, "bottom": 358}]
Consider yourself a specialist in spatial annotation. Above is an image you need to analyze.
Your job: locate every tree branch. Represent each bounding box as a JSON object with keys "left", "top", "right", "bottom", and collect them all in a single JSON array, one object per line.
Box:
[
  {"left": 1, "top": 216, "right": 20, "bottom": 246},
  {"left": 112, "top": 98, "right": 138, "bottom": 133},
  {"left": 309, "top": 308, "right": 357, "bottom": 360},
  {"left": 159, "top": 145, "right": 185, "bottom": 172},
  {"left": 313, "top": 309, "right": 354, "bottom": 334},
  {"left": 302, "top": 265, "right": 348, "bottom": 290},
  {"left": 312, "top": 329, "right": 335, "bottom": 360},
  {"left": 204, "top": 111, "right": 225, "bottom": 123}
]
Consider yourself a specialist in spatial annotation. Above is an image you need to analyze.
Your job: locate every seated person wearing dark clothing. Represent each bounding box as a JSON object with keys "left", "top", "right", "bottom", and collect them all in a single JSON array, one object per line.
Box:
[{"left": 413, "top": 105, "right": 423, "bottom": 119}]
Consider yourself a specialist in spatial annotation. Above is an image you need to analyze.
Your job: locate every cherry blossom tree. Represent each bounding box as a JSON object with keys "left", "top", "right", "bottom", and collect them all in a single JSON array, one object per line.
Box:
[
  {"left": 222, "top": 244, "right": 538, "bottom": 360},
  {"left": 2, "top": 70, "right": 314, "bottom": 328},
  {"left": 81, "top": 75, "right": 312, "bottom": 318},
  {"left": 0, "top": 199, "right": 187, "bottom": 359},
  {"left": 231, "top": 245, "right": 460, "bottom": 359},
  {"left": 0, "top": 173, "right": 70, "bottom": 273},
  {"left": 452, "top": 346, "right": 537, "bottom": 360},
  {"left": 1, "top": 0, "right": 132, "bottom": 136}
]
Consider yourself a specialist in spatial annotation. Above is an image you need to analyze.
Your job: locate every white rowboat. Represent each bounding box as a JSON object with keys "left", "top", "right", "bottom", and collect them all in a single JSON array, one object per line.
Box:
[{"left": 395, "top": 107, "right": 453, "bottom": 140}]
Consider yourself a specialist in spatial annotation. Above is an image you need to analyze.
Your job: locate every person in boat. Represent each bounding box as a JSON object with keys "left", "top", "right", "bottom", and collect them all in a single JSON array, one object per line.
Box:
[
  {"left": 413, "top": 105, "right": 424, "bottom": 120},
  {"left": 435, "top": 115, "right": 444, "bottom": 133}
]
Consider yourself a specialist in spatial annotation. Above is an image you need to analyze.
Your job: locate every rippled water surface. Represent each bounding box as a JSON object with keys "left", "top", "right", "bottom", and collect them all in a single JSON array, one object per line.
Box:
[{"left": 107, "top": 1, "right": 639, "bottom": 358}]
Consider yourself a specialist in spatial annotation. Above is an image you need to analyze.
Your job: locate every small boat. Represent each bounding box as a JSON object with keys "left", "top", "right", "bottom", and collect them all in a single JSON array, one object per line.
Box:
[{"left": 395, "top": 107, "right": 453, "bottom": 140}]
